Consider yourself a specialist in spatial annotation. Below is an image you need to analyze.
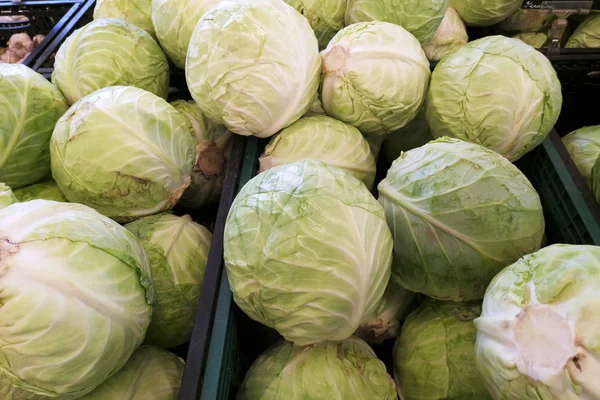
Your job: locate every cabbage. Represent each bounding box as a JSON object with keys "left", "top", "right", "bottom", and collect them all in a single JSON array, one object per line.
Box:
[
  {"left": 152, "top": 0, "right": 224, "bottom": 69},
  {"left": 82, "top": 346, "right": 184, "bottom": 399},
  {"left": 378, "top": 138, "right": 545, "bottom": 301},
  {"left": 0, "top": 200, "right": 154, "bottom": 399},
  {"left": 426, "top": 36, "right": 562, "bottom": 162},
  {"left": 394, "top": 299, "right": 492, "bottom": 400},
  {"left": 258, "top": 115, "right": 377, "bottom": 189},
  {"left": 0, "top": 183, "right": 17, "bottom": 208},
  {"left": 321, "top": 22, "right": 430, "bottom": 145},
  {"left": 186, "top": 0, "right": 321, "bottom": 138},
  {"left": 224, "top": 159, "right": 393, "bottom": 345},
  {"left": 50, "top": 86, "right": 196, "bottom": 223},
  {"left": 285, "top": 0, "right": 346, "bottom": 49},
  {"left": 499, "top": 9, "right": 553, "bottom": 33},
  {"left": 304, "top": 93, "right": 327, "bottom": 117},
  {"left": 171, "top": 100, "right": 232, "bottom": 209},
  {"left": 562, "top": 126, "right": 600, "bottom": 188},
  {"left": 566, "top": 13, "right": 600, "bottom": 48},
  {"left": 0, "top": 64, "right": 68, "bottom": 188},
  {"left": 422, "top": 7, "right": 468, "bottom": 61},
  {"left": 382, "top": 108, "right": 433, "bottom": 163},
  {"left": 52, "top": 19, "right": 169, "bottom": 105},
  {"left": 512, "top": 32, "right": 548, "bottom": 48},
  {"left": 93, "top": 0, "right": 155, "bottom": 37},
  {"left": 125, "top": 213, "right": 212, "bottom": 348},
  {"left": 237, "top": 337, "right": 397, "bottom": 399},
  {"left": 475, "top": 244, "right": 600, "bottom": 399},
  {"left": 345, "top": 0, "right": 448, "bottom": 45},
  {"left": 450, "top": 0, "right": 521, "bottom": 26},
  {"left": 14, "top": 180, "right": 68, "bottom": 202}
]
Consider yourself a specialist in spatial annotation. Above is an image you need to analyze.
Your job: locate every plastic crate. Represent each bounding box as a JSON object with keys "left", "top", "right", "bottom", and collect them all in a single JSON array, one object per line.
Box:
[{"left": 0, "top": 0, "right": 84, "bottom": 67}]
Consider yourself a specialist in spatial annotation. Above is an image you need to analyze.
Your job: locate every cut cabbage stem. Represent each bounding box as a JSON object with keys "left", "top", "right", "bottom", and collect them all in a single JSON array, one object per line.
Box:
[{"left": 322, "top": 44, "right": 349, "bottom": 75}]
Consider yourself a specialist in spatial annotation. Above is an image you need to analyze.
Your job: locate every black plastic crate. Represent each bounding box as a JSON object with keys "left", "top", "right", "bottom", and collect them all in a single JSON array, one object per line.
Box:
[{"left": 0, "top": 0, "right": 85, "bottom": 67}]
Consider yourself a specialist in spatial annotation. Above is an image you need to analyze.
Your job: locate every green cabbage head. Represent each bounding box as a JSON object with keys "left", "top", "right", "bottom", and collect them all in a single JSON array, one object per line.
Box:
[
  {"left": 394, "top": 299, "right": 492, "bottom": 400},
  {"left": 566, "top": 14, "right": 600, "bottom": 48},
  {"left": 423, "top": 7, "right": 468, "bottom": 61},
  {"left": 0, "top": 64, "right": 68, "bottom": 188},
  {"left": 345, "top": 0, "right": 448, "bottom": 44},
  {"left": 14, "top": 180, "right": 68, "bottom": 202},
  {"left": 171, "top": 100, "right": 232, "bottom": 209},
  {"left": 237, "top": 337, "right": 397, "bottom": 400},
  {"left": 224, "top": 159, "right": 393, "bottom": 345},
  {"left": 382, "top": 107, "right": 433, "bottom": 163},
  {"left": 378, "top": 138, "right": 545, "bottom": 301},
  {"left": 152, "top": 0, "right": 224, "bottom": 69},
  {"left": 259, "top": 116, "right": 376, "bottom": 189},
  {"left": 93, "top": 0, "right": 155, "bottom": 37},
  {"left": 562, "top": 125, "right": 600, "bottom": 188},
  {"left": 285, "top": 0, "right": 347, "bottom": 49},
  {"left": 50, "top": 86, "right": 196, "bottom": 223},
  {"left": 0, "top": 200, "right": 154, "bottom": 399},
  {"left": 321, "top": 22, "right": 430, "bottom": 144},
  {"left": 125, "top": 213, "right": 212, "bottom": 348},
  {"left": 186, "top": 0, "right": 321, "bottom": 138},
  {"left": 512, "top": 32, "right": 548, "bottom": 48},
  {"left": 52, "top": 19, "right": 169, "bottom": 105},
  {"left": 82, "top": 346, "right": 184, "bottom": 400},
  {"left": 475, "top": 244, "right": 600, "bottom": 400},
  {"left": 426, "top": 36, "right": 562, "bottom": 162},
  {"left": 0, "top": 183, "right": 17, "bottom": 208},
  {"left": 449, "top": 0, "right": 521, "bottom": 26}
]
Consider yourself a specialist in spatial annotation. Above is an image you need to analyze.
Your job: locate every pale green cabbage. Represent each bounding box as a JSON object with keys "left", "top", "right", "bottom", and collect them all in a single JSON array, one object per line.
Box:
[
  {"left": 0, "top": 64, "right": 68, "bottom": 188},
  {"left": 475, "top": 244, "right": 600, "bottom": 399},
  {"left": 449, "top": 0, "right": 521, "bottom": 26},
  {"left": 285, "top": 0, "right": 346, "bottom": 49},
  {"left": 566, "top": 13, "right": 600, "bottom": 48},
  {"left": 321, "top": 22, "right": 430, "bottom": 144},
  {"left": 0, "top": 200, "right": 154, "bottom": 399},
  {"left": 186, "top": 0, "right": 321, "bottom": 138},
  {"left": 259, "top": 116, "right": 377, "bottom": 189},
  {"left": 171, "top": 100, "right": 232, "bottom": 209},
  {"left": 382, "top": 107, "right": 433, "bottom": 163},
  {"left": 345, "top": 0, "right": 448, "bottom": 44},
  {"left": 562, "top": 125, "right": 600, "bottom": 188},
  {"left": 82, "top": 346, "right": 184, "bottom": 400},
  {"left": 0, "top": 183, "right": 17, "bottom": 208},
  {"left": 237, "top": 337, "right": 397, "bottom": 399},
  {"left": 50, "top": 86, "right": 196, "bottom": 223},
  {"left": 304, "top": 93, "right": 327, "bottom": 117},
  {"left": 512, "top": 32, "right": 548, "bottom": 48},
  {"left": 152, "top": 0, "right": 224, "bottom": 69},
  {"left": 426, "top": 36, "right": 562, "bottom": 162},
  {"left": 93, "top": 0, "right": 155, "bottom": 37},
  {"left": 14, "top": 180, "right": 68, "bottom": 202},
  {"left": 224, "top": 159, "right": 393, "bottom": 345},
  {"left": 591, "top": 156, "right": 600, "bottom": 205},
  {"left": 394, "top": 299, "right": 492, "bottom": 400},
  {"left": 125, "top": 213, "right": 212, "bottom": 348},
  {"left": 499, "top": 9, "right": 553, "bottom": 32},
  {"left": 423, "top": 7, "right": 468, "bottom": 61},
  {"left": 52, "top": 19, "right": 169, "bottom": 105},
  {"left": 378, "top": 138, "right": 544, "bottom": 301}
]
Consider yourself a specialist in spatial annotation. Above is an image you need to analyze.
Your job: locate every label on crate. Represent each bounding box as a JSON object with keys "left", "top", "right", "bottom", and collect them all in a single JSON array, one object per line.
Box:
[{"left": 521, "top": 0, "right": 597, "bottom": 9}]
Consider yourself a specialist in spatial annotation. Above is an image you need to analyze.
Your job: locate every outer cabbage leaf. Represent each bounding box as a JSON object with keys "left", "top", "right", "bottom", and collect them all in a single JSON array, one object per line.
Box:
[
  {"left": 125, "top": 213, "right": 212, "bottom": 348},
  {"left": 93, "top": 0, "right": 155, "bottom": 37},
  {"left": 345, "top": 0, "right": 448, "bottom": 45},
  {"left": 52, "top": 19, "right": 169, "bottom": 105},
  {"left": 426, "top": 36, "right": 562, "bottom": 162},
  {"left": 394, "top": 299, "right": 492, "bottom": 400},
  {"left": 0, "top": 200, "right": 154, "bottom": 399},
  {"left": 237, "top": 337, "right": 397, "bottom": 400},
  {"left": 14, "top": 180, "right": 68, "bottom": 202},
  {"left": 186, "top": 0, "right": 321, "bottom": 138},
  {"left": 259, "top": 115, "right": 376, "bottom": 189},
  {"left": 512, "top": 32, "right": 548, "bottom": 48},
  {"left": 449, "top": 0, "right": 521, "bottom": 26},
  {"left": 382, "top": 107, "right": 433, "bottom": 163},
  {"left": 304, "top": 93, "right": 326, "bottom": 117},
  {"left": 566, "top": 13, "right": 600, "bottom": 48},
  {"left": 82, "top": 346, "right": 184, "bottom": 399},
  {"left": 152, "top": 0, "right": 224, "bottom": 69},
  {"left": 224, "top": 160, "right": 393, "bottom": 345},
  {"left": 0, "top": 64, "right": 68, "bottom": 188},
  {"left": 475, "top": 244, "right": 600, "bottom": 400},
  {"left": 285, "top": 0, "right": 346, "bottom": 50},
  {"left": 562, "top": 125, "right": 600, "bottom": 188},
  {"left": 423, "top": 7, "right": 468, "bottom": 61},
  {"left": 378, "top": 138, "right": 545, "bottom": 301},
  {"left": 0, "top": 183, "right": 17, "bottom": 208},
  {"left": 50, "top": 86, "right": 196, "bottom": 223},
  {"left": 171, "top": 100, "right": 232, "bottom": 209},
  {"left": 321, "top": 22, "right": 430, "bottom": 144}
]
